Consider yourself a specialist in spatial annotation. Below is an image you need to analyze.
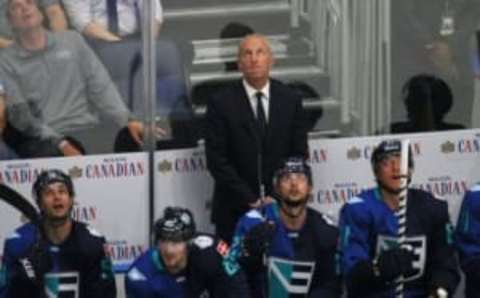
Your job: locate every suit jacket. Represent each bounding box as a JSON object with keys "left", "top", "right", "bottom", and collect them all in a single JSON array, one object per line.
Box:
[{"left": 205, "top": 79, "right": 308, "bottom": 227}]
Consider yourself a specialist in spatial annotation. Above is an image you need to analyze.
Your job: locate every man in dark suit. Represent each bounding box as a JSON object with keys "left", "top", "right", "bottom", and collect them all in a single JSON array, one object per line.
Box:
[{"left": 205, "top": 34, "right": 308, "bottom": 243}]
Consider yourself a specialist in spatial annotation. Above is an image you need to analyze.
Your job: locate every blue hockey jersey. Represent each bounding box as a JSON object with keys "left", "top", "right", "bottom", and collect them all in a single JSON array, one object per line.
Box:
[
  {"left": 456, "top": 183, "right": 480, "bottom": 297},
  {"left": 339, "top": 188, "right": 459, "bottom": 298},
  {"left": 125, "top": 233, "right": 249, "bottom": 298},
  {"left": 0, "top": 221, "right": 116, "bottom": 298},
  {"left": 229, "top": 202, "right": 341, "bottom": 298}
]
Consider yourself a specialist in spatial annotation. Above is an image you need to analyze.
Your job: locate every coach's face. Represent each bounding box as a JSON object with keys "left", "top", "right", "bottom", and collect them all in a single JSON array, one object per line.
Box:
[
  {"left": 237, "top": 35, "right": 274, "bottom": 89},
  {"left": 7, "top": 0, "right": 43, "bottom": 32}
]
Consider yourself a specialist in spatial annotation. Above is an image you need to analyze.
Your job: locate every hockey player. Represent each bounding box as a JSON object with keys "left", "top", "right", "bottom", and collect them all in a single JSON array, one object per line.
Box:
[
  {"left": 229, "top": 157, "right": 341, "bottom": 298},
  {"left": 338, "top": 139, "right": 459, "bottom": 297},
  {"left": 456, "top": 184, "right": 480, "bottom": 297},
  {"left": 0, "top": 169, "right": 116, "bottom": 298},
  {"left": 125, "top": 206, "right": 250, "bottom": 298}
]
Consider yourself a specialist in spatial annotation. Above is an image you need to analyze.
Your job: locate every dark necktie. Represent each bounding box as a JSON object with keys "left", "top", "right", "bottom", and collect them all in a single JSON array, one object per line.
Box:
[
  {"left": 107, "top": 0, "right": 119, "bottom": 34},
  {"left": 255, "top": 91, "right": 267, "bottom": 142},
  {"left": 133, "top": 0, "right": 141, "bottom": 33}
]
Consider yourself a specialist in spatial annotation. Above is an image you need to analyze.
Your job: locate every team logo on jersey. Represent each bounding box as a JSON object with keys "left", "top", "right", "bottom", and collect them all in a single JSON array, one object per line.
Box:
[
  {"left": 193, "top": 235, "right": 214, "bottom": 249},
  {"left": 267, "top": 256, "right": 315, "bottom": 298},
  {"left": 376, "top": 235, "right": 426, "bottom": 282},
  {"left": 44, "top": 271, "right": 80, "bottom": 298}
]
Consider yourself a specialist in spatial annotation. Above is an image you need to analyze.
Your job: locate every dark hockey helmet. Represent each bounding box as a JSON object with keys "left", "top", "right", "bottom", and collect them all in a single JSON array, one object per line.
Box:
[
  {"left": 154, "top": 207, "right": 196, "bottom": 243},
  {"left": 273, "top": 157, "right": 312, "bottom": 186},
  {"left": 32, "top": 169, "right": 75, "bottom": 204},
  {"left": 371, "top": 139, "right": 414, "bottom": 171}
]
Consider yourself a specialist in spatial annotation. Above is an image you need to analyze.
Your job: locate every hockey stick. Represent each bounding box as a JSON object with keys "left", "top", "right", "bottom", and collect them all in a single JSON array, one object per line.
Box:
[
  {"left": 0, "top": 183, "right": 48, "bottom": 295},
  {"left": 394, "top": 139, "right": 410, "bottom": 298},
  {"left": 0, "top": 183, "right": 40, "bottom": 225}
]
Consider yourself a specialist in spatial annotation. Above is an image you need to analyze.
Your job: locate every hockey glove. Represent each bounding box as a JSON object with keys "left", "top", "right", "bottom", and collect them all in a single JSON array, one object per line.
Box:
[
  {"left": 374, "top": 247, "right": 416, "bottom": 282},
  {"left": 242, "top": 221, "right": 276, "bottom": 259}
]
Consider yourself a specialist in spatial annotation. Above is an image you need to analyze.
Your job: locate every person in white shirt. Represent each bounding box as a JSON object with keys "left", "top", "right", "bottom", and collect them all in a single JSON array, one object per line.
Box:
[{"left": 62, "top": 0, "right": 163, "bottom": 42}]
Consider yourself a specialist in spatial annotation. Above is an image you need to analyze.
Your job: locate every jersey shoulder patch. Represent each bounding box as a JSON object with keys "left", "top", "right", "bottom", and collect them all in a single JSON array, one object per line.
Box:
[
  {"left": 127, "top": 267, "right": 147, "bottom": 281},
  {"left": 85, "top": 225, "right": 103, "bottom": 238},
  {"left": 470, "top": 184, "right": 480, "bottom": 193},
  {"left": 245, "top": 209, "right": 263, "bottom": 219},
  {"left": 5, "top": 231, "right": 21, "bottom": 240},
  {"left": 192, "top": 235, "right": 214, "bottom": 249},
  {"left": 347, "top": 196, "right": 364, "bottom": 205}
]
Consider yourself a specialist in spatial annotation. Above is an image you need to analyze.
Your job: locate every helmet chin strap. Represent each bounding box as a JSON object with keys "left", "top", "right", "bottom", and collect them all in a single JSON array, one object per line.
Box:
[
  {"left": 377, "top": 175, "right": 412, "bottom": 195},
  {"left": 278, "top": 195, "right": 308, "bottom": 218}
]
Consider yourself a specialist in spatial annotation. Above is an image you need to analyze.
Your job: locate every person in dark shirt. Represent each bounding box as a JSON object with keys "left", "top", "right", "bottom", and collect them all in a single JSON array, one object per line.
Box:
[
  {"left": 0, "top": 169, "right": 116, "bottom": 298},
  {"left": 229, "top": 157, "right": 341, "bottom": 297},
  {"left": 125, "top": 206, "right": 250, "bottom": 298},
  {"left": 389, "top": 74, "right": 465, "bottom": 133},
  {"left": 338, "top": 139, "right": 459, "bottom": 297}
]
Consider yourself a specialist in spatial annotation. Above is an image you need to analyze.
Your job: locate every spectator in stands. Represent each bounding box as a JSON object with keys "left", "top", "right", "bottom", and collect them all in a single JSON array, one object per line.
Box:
[
  {"left": 61, "top": 0, "right": 196, "bottom": 154},
  {"left": 0, "top": 81, "right": 17, "bottom": 160},
  {"left": 221, "top": 22, "right": 255, "bottom": 72},
  {"left": 391, "top": 0, "right": 479, "bottom": 128},
  {"left": 388, "top": 74, "right": 465, "bottom": 134},
  {"left": 192, "top": 22, "right": 254, "bottom": 107},
  {"left": 0, "top": 0, "right": 66, "bottom": 48},
  {"left": 0, "top": 0, "right": 147, "bottom": 157},
  {"left": 205, "top": 34, "right": 308, "bottom": 243},
  {"left": 61, "top": 0, "right": 163, "bottom": 42}
]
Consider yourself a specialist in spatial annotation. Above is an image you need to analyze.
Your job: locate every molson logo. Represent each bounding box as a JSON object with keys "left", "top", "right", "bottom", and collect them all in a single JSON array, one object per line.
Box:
[
  {"left": 158, "top": 160, "right": 173, "bottom": 173},
  {"left": 106, "top": 240, "right": 146, "bottom": 263},
  {"left": 440, "top": 141, "right": 455, "bottom": 154},
  {"left": 158, "top": 156, "right": 207, "bottom": 174},
  {"left": 314, "top": 182, "right": 368, "bottom": 205},
  {"left": 85, "top": 157, "right": 145, "bottom": 179},
  {"left": 412, "top": 176, "right": 468, "bottom": 197},
  {"left": 347, "top": 141, "right": 421, "bottom": 161}
]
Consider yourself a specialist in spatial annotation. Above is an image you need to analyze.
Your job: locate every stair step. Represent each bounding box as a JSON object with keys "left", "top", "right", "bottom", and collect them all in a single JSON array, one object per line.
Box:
[
  {"left": 163, "top": 1, "right": 289, "bottom": 19},
  {"left": 193, "top": 34, "right": 288, "bottom": 65},
  {"left": 161, "top": 2, "right": 291, "bottom": 40},
  {"left": 190, "top": 35, "right": 315, "bottom": 72},
  {"left": 191, "top": 54, "right": 317, "bottom": 73},
  {"left": 189, "top": 65, "right": 330, "bottom": 104},
  {"left": 163, "top": 0, "right": 286, "bottom": 10},
  {"left": 192, "top": 97, "right": 341, "bottom": 117},
  {"left": 191, "top": 65, "right": 325, "bottom": 83}
]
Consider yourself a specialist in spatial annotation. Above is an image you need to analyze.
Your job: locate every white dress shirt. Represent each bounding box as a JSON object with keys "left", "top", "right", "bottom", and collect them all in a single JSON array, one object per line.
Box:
[
  {"left": 63, "top": 0, "right": 163, "bottom": 37},
  {"left": 242, "top": 79, "right": 271, "bottom": 122}
]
